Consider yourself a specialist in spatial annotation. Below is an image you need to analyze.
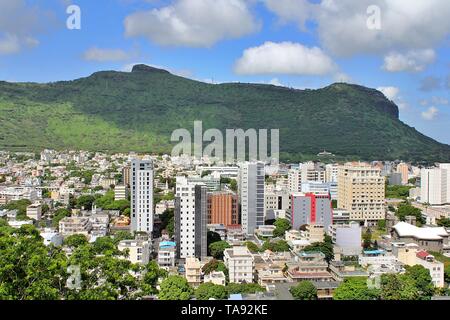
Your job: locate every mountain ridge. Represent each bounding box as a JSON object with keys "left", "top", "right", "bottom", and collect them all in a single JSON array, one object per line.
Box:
[{"left": 0, "top": 65, "right": 449, "bottom": 163}]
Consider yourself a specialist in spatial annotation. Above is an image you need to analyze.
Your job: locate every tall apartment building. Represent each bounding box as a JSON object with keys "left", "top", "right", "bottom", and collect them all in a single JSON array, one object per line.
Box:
[
  {"left": 288, "top": 168, "right": 302, "bottom": 193},
  {"left": 207, "top": 191, "right": 239, "bottom": 226},
  {"left": 420, "top": 164, "right": 450, "bottom": 205},
  {"left": 396, "top": 163, "right": 409, "bottom": 185},
  {"left": 174, "top": 177, "right": 208, "bottom": 260},
  {"left": 238, "top": 162, "right": 265, "bottom": 235},
  {"left": 130, "top": 159, "right": 154, "bottom": 234},
  {"left": 325, "top": 164, "right": 339, "bottom": 183},
  {"left": 290, "top": 192, "right": 333, "bottom": 230},
  {"left": 123, "top": 165, "right": 131, "bottom": 186},
  {"left": 337, "top": 163, "right": 385, "bottom": 223}
]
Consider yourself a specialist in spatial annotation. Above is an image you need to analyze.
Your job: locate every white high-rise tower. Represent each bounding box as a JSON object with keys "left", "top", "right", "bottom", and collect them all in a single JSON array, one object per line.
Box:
[
  {"left": 238, "top": 162, "right": 265, "bottom": 235},
  {"left": 130, "top": 159, "right": 154, "bottom": 235}
]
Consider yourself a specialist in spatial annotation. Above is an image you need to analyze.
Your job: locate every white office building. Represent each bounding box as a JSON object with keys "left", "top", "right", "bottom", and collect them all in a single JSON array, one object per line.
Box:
[
  {"left": 420, "top": 164, "right": 450, "bottom": 205},
  {"left": 238, "top": 162, "right": 265, "bottom": 235},
  {"left": 175, "top": 177, "right": 208, "bottom": 260},
  {"left": 130, "top": 159, "right": 154, "bottom": 234}
]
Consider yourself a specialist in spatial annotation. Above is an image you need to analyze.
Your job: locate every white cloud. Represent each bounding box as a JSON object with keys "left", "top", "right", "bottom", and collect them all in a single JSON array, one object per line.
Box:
[
  {"left": 420, "top": 96, "right": 449, "bottom": 106},
  {"left": 124, "top": 0, "right": 260, "bottom": 47},
  {"left": 234, "top": 41, "right": 337, "bottom": 76},
  {"left": 382, "top": 49, "right": 436, "bottom": 72},
  {"left": 265, "top": 0, "right": 450, "bottom": 57},
  {"left": 421, "top": 106, "right": 439, "bottom": 120},
  {"left": 0, "top": 34, "right": 20, "bottom": 55},
  {"left": 377, "top": 86, "right": 399, "bottom": 101},
  {"left": 0, "top": 1, "right": 53, "bottom": 55},
  {"left": 265, "top": 0, "right": 312, "bottom": 30},
  {"left": 83, "top": 48, "right": 134, "bottom": 62}
]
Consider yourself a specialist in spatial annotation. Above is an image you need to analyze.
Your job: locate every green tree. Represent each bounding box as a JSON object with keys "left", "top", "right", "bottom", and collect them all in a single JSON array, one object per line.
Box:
[
  {"left": 0, "top": 224, "right": 68, "bottom": 300},
  {"left": 273, "top": 218, "right": 291, "bottom": 237},
  {"left": 52, "top": 208, "right": 71, "bottom": 228},
  {"left": 377, "top": 219, "right": 386, "bottom": 231},
  {"left": 290, "top": 281, "right": 318, "bottom": 300},
  {"left": 303, "top": 238, "right": 334, "bottom": 263},
  {"left": 195, "top": 282, "right": 228, "bottom": 300},
  {"left": 229, "top": 180, "right": 237, "bottom": 192},
  {"left": 113, "top": 231, "right": 134, "bottom": 243},
  {"left": 158, "top": 275, "right": 193, "bottom": 300},
  {"left": 76, "top": 195, "right": 96, "bottom": 210},
  {"left": 64, "top": 234, "right": 88, "bottom": 248},
  {"left": 245, "top": 241, "right": 260, "bottom": 253},
  {"left": 167, "top": 217, "right": 175, "bottom": 237},
  {"left": 333, "top": 277, "right": 379, "bottom": 300},
  {"left": 396, "top": 203, "right": 426, "bottom": 226},
  {"left": 226, "top": 283, "right": 265, "bottom": 295},
  {"left": 2, "top": 199, "right": 32, "bottom": 219},
  {"left": 380, "top": 273, "right": 420, "bottom": 300},
  {"left": 362, "top": 230, "right": 372, "bottom": 249},
  {"left": 404, "top": 265, "right": 434, "bottom": 299},
  {"left": 436, "top": 217, "right": 450, "bottom": 228},
  {"left": 140, "top": 261, "right": 168, "bottom": 295},
  {"left": 209, "top": 241, "right": 231, "bottom": 260},
  {"left": 444, "top": 265, "right": 450, "bottom": 284}
]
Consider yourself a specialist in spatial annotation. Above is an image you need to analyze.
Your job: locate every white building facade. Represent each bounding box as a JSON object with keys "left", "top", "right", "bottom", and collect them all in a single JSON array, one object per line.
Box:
[
  {"left": 239, "top": 162, "right": 265, "bottom": 235},
  {"left": 130, "top": 159, "right": 154, "bottom": 234}
]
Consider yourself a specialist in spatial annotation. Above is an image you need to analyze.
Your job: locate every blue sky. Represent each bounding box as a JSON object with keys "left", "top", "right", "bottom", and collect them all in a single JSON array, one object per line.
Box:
[{"left": 0, "top": 0, "right": 449, "bottom": 144}]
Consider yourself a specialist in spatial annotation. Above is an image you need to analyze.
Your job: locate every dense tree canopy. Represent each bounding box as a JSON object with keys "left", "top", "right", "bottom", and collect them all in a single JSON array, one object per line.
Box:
[
  {"left": 195, "top": 283, "right": 228, "bottom": 300},
  {"left": 333, "top": 277, "right": 380, "bottom": 300},
  {"left": 273, "top": 218, "right": 291, "bottom": 238},
  {"left": 290, "top": 281, "right": 318, "bottom": 300},
  {"left": 158, "top": 276, "right": 193, "bottom": 300},
  {"left": 209, "top": 241, "right": 231, "bottom": 260}
]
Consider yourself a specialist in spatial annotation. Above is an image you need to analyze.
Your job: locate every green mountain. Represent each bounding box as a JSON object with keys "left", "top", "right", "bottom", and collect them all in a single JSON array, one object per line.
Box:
[{"left": 0, "top": 64, "right": 449, "bottom": 162}]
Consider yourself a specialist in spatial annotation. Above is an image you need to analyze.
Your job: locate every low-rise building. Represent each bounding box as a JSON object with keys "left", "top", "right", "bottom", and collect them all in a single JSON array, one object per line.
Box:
[
  {"left": 118, "top": 239, "right": 151, "bottom": 265},
  {"left": 185, "top": 257, "right": 202, "bottom": 287},
  {"left": 26, "top": 203, "right": 42, "bottom": 220},
  {"left": 329, "top": 222, "right": 362, "bottom": 256},
  {"left": 253, "top": 251, "right": 291, "bottom": 286},
  {"left": 59, "top": 216, "right": 92, "bottom": 236},
  {"left": 224, "top": 246, "right": 254, "bottom": 284},
  {"left": 40, "top": 229, "right": 64, "bottom": 246},
  {"left": 328, "top": 261, "right": 368, "bottom": 281},
  {"left": 415, "top": 251, "right": 445, "bottom": 288},
  {"left": 255, "top": 225, "right": 276, "bottom": 238},
  {"left": 358, "top": 249, "right": 399, "bottom": 267},
  {"left": 204, "top": 271, "right": 226, "bottom": 286},
  {"left": 286, "top": 251, "right": 333, "bottom": 282},
  {"left": 304, "top": 224, "right": 325, "bottom": 243},
  {"left": 391, "top": 222, "right": 449, "bottom": 253},
  {"left": 158, "top": 241, "right": 176, "bottom": 269}
]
